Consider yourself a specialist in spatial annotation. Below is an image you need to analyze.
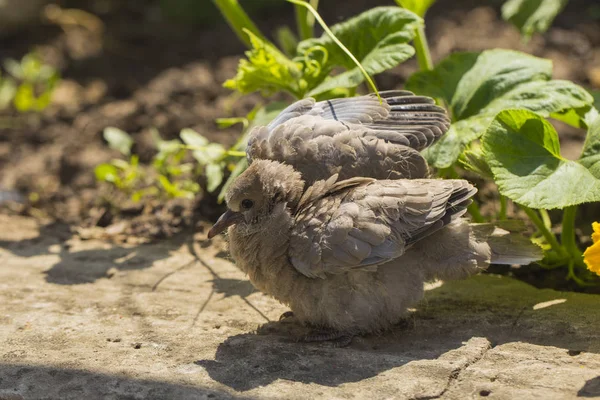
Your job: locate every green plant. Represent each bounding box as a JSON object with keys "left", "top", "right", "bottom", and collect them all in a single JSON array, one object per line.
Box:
[
  {"left": 501, "top": 0, "right": 568, "bottom": 40},
  {"left": 95, "top": 0, "right": 600, "bottom": 285},
  {"left": 214, "top": 0, "right": 599, "bottom": 284},
  {"left": 0, "top": 52, "right": 60, "bottom": 112},
  {"left": 397, "top": 0, "right": 597, "bottom": 283}
]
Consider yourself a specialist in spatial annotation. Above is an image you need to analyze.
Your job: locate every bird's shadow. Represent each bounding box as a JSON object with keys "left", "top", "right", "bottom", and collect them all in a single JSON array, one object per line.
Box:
[
  {"left": 196, "top": 276, "right": 600, "bottom": 392},
  {"left": 195, "top": 319, "right": 429, "bottom": 391},
  {"left": 578, "top": 376, "right": 600, "bottom": 397},
  {"left": 0, "top": 363, "right": 248, "bottom": 399}
]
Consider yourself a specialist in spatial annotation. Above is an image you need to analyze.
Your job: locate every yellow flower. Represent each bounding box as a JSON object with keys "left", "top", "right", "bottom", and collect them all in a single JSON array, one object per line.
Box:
[{"left": 583, "top": 222, "right": 600, "bottom": 276}]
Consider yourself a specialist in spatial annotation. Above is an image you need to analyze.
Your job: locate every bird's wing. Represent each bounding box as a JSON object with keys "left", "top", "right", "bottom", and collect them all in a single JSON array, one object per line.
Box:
[
  {"left": 247, "top": 91, "right": 450, "bottom": 183},
  {"left": 289, "top": 178, "right": 477, "bottom": 278}
]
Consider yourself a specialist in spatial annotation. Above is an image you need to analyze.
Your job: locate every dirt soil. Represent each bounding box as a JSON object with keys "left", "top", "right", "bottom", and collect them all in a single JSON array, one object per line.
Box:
[{"left": 1, "top": 0, "right": 599, "bottom": 231}]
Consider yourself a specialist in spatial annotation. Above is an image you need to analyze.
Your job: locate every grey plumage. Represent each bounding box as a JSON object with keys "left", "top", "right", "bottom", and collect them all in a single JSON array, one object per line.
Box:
[
  {"left": 209, "top": 160, "right": 542, "bottom": 341},
  {"left": 247, "top": 90, "right": 450, "bottom": 184}
]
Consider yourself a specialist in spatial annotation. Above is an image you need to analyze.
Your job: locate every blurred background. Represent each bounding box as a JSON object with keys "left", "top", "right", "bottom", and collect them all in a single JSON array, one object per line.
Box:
[{"left": 0, "top": 0, "right": 599, "bottom": 242}]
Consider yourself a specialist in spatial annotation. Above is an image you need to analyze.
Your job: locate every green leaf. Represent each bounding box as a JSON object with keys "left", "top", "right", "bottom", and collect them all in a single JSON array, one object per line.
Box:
[
  {"left": 502, "top": 0, "right": 568, "bottom": 40},
  {"left": 224, "top": 29, "right": 305, "bottom": 98},
  {"left": 215, "top": 117, "right": 248, "bottom": 129},
  {"left": 180, "top": 128, "right": 209, "bottom": 147},
  {"left": 191, "top": 143, "right": 226, "bottom": 165},
  {"left": 158, "top": 175, "right": 177, "bottom": 195},
  {"left": 408, "top": 50, "right": 594, "bottom": 168},
  {"left": 298, "top": 7, "right": 420, "bottom": 96},
  {"left": 481, "top": 80, "right": 592, "bottom": 128},
  {"left": 0, "top": 76, "right": 17, "bottom": 109},
  {"left": 395, "top": 0, "right": 436, "bottom": 17},
  {"left": 95, "top": 164, "right": 119, "bottom": 183},
  {"left": 206, "top": 163, "right": 225, "bottom": 192},
  {"left": 580, "top": 113, "right": 600, "bottom": 176},
  {"left": 482, "top": 109, "right": 600, "bottom": 209},
  {"left": 218, "top": 157, "right": 248, "bottom": 203},
  {"left": 12, "top": 83, "right": 35, "bottom": 112},
  {"left": 459, "top": 145, "right": 493, "bottom": 179},
  {"left": 592, "top": 90, "right": 600, "bottom": 110},
  {"left": 103, "top": 127, "right": 134, "bottom": 156}
]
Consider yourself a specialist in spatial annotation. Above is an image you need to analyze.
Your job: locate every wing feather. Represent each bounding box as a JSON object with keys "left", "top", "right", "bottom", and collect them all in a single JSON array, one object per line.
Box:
[
  {"left": 247, "top": 91, "right": 450, "bottom": 184},
  {"left": 289, "top": 178, "right": 476, "bottom": 278}
]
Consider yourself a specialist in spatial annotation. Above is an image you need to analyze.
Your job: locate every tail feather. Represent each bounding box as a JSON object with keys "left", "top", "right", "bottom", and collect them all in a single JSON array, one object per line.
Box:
[{"left": 471, "top": 223, "right": 543, "bottom": 265}]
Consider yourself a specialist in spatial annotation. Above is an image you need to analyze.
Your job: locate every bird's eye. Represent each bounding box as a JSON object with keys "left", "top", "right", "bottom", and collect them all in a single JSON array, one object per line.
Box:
[{"left": 241, "top": 199, "right": 254, "bottom": 209}]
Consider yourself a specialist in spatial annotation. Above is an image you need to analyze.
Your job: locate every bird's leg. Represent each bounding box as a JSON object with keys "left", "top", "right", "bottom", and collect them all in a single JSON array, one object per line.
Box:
[
  {"left": 300, "top": 329, "right": 354, "bottom": 347},
  {"left": 279, "top": 311, "right": 295, "bottom": 321}
]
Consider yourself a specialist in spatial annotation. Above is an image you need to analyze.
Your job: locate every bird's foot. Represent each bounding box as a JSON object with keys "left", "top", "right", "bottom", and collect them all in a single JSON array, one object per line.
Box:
[
  {"left": 279, "top": 311, "right": 295, "bottom": 321},
  {"left": 300, "top": 329, "right": 354, "bottom": 347}
]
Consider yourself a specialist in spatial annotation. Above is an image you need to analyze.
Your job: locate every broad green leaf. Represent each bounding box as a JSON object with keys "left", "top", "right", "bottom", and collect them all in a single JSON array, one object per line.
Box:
[
  {"left": 592, "top": 90, "right": 600, "bottom": 110},
  {"left": 408, "top": 50, "right": 552, "bottom": 120},
  {"left": 395, "top": 0, "right": 436, "bottom": 17},
  {"left": 224, "top": 30, "right": 306, "bottom": 98},
  {"left": 482, "top": 109, "right": 600, "bottom": 209},
  {"left": 407, "top": 50, "right": 594, "bottom": 168},
  {"left": 206, "top": 163, "right": 224, "bottom": 192},
  {"left": 298, "top": 7, "right": 420, "bottom": 96},
  {"left": 103, "top": 127, "right": 134, "bottom": 156},
  {"left": 580, "top": 114, "right": 600, "bottom": 176},
  {"left": 502, "top": 0, "right": 568, "bottom": 39}
]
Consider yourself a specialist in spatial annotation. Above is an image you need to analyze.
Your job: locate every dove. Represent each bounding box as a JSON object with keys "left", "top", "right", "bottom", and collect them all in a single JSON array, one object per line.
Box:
[
  {"left": 208, "top": 160, "right": 542, "bottom": 346},
  {"left": 246, "top": 90, "right": 450, "bottom": 183}
]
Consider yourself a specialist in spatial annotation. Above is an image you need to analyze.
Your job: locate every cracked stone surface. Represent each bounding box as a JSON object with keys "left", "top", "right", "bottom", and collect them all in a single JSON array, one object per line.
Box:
[{"left": 0, "top": 214, "right": 599, "bottom": 400}]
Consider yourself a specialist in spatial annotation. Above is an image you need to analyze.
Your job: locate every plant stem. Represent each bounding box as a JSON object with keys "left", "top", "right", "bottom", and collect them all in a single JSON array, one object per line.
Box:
[
  {"left": 182, "top": 144, "right": 246, "bottom": 158},
  {"left": 295, "top": 0, "right": 319, "bottom": 40},
  {"left": 561, "top": 206, "right": 585, "bottom": 268},
  {"left": 414, "top": 24, "right": 433, "bottom": 71},
  {"left": 468, "top": 201, "right": 485, "bottom": 223},
  {"left": 521, "top": 205, "right": 567, "bottom": 258},
  {"left": 212, "top": 0, "right": 270, "bottom": 48},
  {"left": 498, "top": 195, "right": 507, "bottom": 220},
  {"left": 225, "top": 150, "right": 247, "bottom": 157},
  {"left": 539, "top": 209, "right": 552, "bottom": 229},
  {"left": 286, "top": 0, "right": 380, "bottom": 101}
]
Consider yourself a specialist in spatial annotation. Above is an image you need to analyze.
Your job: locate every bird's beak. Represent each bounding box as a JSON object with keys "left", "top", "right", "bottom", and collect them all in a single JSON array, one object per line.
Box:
[{"left": 208, "top": 209, "right": 243, "bottom": 239}]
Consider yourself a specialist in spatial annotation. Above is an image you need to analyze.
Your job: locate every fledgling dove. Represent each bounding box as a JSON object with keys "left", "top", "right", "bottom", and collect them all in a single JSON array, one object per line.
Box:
[
  {"left": 208, "top": 160, "right": 542, "bottom": 346},
  {"left": 246, "top": 90, "right": 450, "bottom": 183}
]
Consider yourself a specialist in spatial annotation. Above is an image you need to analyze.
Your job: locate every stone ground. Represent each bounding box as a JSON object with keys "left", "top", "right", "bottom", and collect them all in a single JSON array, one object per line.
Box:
[{"left": 0, "top": 214, "right": 599, "bottom": 400}]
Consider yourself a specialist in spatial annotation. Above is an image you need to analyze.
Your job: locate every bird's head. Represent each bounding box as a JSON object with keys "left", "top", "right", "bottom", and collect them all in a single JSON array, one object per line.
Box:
[{"left": 208, "top": 160, "right": 304, "bottom": 238}]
